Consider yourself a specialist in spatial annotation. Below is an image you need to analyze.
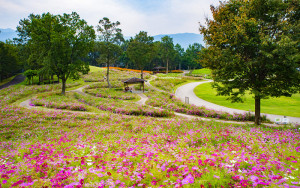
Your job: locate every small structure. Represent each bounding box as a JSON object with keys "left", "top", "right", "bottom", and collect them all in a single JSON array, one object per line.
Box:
[
  {"left": 153, "top": 66, "right": 166, "bottom": 74},
  {"left": 122, "top": 77, "right": 147, "bottom": 93}
]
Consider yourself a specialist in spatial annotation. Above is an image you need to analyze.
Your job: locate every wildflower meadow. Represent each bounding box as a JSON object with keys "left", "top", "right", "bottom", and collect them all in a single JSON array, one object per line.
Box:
[{"left": 0, "top": 67, "right": 299, "bottom": 187}]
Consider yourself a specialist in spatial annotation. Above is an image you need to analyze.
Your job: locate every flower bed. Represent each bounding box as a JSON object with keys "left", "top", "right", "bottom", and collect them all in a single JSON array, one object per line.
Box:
[
  {"left": 146, "top": 92, "right": 269, "bottom": 122},
  {"left": 74, "top": 93, "right": 173, "bottom": 118},
  {"left": 31, "top": 93, "right": 87, "bottom": 111},
  {"left": 0, "top": 104, "right": 298, "bottom": 187},
  {"left": 151, "top": 78, "right": 188, "bottom": 93},
  {"left": 85, "top": 88, "right": 137, "bottom": 100}
]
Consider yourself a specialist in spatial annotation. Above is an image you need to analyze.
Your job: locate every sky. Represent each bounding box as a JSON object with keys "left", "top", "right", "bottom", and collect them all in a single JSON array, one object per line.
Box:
[{"left": 0, "top": 0, "right": 220, "bottom": 36}]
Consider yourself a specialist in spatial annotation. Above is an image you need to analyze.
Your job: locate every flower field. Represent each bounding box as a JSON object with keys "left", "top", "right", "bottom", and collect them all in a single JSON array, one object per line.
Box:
[
  {"left": 0, "top": 67, "right": 299, "bottom": 187},
  {"left": 146, "top": 92, "right": 269, "bottom": 122},
  {"left": 31, "top": 93, "right": 88, "bottom": 111}
]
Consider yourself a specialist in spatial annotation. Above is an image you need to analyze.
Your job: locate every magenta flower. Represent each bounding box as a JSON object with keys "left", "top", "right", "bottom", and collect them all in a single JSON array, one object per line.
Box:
[{"left": 182, "top": 174, "right": 194, "bottom": 184}]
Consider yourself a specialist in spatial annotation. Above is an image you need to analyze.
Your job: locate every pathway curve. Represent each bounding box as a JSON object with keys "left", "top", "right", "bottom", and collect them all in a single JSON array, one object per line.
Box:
[
  {"left": 19, "top": 85, "right": 97, "bottom": 115},
  {"left": 0, "top": 75, "right": 25, "bottom": 90},
  {"left": 17, "top": 78, "right": 288, "bottom": 126},
  {"left": 175, "top": 81, "right": 300, "bottom": 124}
]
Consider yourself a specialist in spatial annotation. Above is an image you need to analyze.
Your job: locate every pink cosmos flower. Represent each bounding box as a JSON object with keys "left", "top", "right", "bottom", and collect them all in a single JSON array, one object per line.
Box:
[{"left": 182, "top": 174, "right": 194, "bottom": 184}]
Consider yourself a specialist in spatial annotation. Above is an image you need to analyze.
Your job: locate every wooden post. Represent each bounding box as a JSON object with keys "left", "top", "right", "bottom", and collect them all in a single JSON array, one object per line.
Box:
[{"left": 143, "top": 82, "right": 144, "bottom": 93}]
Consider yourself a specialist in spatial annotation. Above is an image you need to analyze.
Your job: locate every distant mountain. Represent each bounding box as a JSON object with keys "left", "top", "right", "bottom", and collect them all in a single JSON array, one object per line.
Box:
[
  {"left": 0, "top": 28, "right": 18, "bottom": 42},
  {"left": 125, "top": 33, "right": 204, "bottom": 50},
  {"left": 153, "top": 33, "right": 204, "bottom": 50},
  {"left": 1, "top": 28, "right": 204, "bottom": 49}
]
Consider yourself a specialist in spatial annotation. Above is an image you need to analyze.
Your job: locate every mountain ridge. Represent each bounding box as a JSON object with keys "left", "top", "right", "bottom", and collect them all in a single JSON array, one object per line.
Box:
[{"left": 0, "top": 28, "right": 204, "bottom": 49}]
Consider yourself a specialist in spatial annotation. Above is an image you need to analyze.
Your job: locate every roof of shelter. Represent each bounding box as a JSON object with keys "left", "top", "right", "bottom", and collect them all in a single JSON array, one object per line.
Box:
[{"left": 122, "top": 77, "right": 147, "bottom": 83}]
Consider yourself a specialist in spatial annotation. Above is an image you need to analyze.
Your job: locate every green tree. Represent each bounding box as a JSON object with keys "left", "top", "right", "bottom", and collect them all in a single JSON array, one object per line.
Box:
[
  {"left": 174, "top": 44, "right": 184, "bottom": 70},
  {"left": 160, "top": 36, "right": 175, "bottom": 73},
  {"left": 17, "top": 12, "right": 95, "bottom": 94},
  {"left": 97, "top": 17, "right": 123, "bottom": 88},
  {"left": 200, "top": 0, "right": 300, "bottom": 124},
  {"left": 0, "top": 42, "right": 20, "bottom": 81},
  {"left": 127, "top": 31, "right": 156, "bottom": 79},
  {"left": 184, "top": 43, "right": 203, "bottom": 70}
]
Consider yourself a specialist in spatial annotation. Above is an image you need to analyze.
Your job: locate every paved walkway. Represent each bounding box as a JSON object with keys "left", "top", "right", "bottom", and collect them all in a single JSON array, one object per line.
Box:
[
  {"left": 175, "top": 81, "right": 300, "bottom": 125},
  {"left": 0, "top": 75, "right": 25, "bottom": 90}
]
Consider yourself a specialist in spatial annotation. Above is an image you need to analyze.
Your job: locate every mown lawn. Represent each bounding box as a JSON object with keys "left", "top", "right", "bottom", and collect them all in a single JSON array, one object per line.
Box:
[
  {"left": 194, "top": 82, "right": 300, "bottom": 117},
  {"left": 191, "top": 68, "right": 212, "bottom": 75}
]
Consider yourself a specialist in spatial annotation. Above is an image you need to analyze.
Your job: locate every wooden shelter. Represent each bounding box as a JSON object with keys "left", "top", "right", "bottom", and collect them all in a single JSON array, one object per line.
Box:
[
  {"left": 153, "top": 66, "right": 166, "bottom": 74},
  {"left": 122, "top": 77, "right": 147, "bottom": 93}
]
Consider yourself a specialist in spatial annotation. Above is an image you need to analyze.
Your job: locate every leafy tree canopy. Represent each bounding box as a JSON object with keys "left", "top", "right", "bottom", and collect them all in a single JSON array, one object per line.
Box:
[
  {"left": 200, "top": 0, "right": 300, "bottom": 124},
  {"left": 17, "top": 12, "right": 96, "bottom": 94},
  {"left": 127, "top": 31, "right": 156, "bottom": 79},
  {"left": 96, "top": 17, "right": 123, "bottom": 88}
]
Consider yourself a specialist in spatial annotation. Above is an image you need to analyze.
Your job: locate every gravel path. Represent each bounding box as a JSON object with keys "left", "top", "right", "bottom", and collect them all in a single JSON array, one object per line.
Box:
[
  {"left": 0, "top": 75, "right": 25, "bottom": 90},
  {"left": 175, "top": 81, "right": 300, "bottom": 124}
]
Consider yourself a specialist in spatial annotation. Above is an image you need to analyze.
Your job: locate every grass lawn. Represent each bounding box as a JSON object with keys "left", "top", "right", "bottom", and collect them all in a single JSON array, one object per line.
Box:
[
  {"left": 191, "top": 68, "right": 212, "bottom": 75},
  {"left": 155, "top": 73, "right": 183, "bottom": 78},
  {"left": 194, "top": 82, "right": 300, "bottom": 117}
]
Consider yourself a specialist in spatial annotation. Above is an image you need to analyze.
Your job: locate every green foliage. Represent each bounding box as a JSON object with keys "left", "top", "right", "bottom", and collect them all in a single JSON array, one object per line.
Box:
[
  {"left": 127, "top": 31, "right": 157, "bottom": 79},
  {"left": 23, "top": 69, "right": 37, "bottom": 85},
  {"left": 0, "top": 42, "right": 20, "bottom": 81},
  {"left": 96, "top": 17, "right": 123, "bottom": 88},
  {"left": 184, "top": 43, "right": 203, "bottom": 70},
  {"left": 160, "top": 36, "right": 175, "bottom": 73},
  {"left": 17, "top": 12, "right": 96, "bottom": 94},
  {"left": 200, "top": 0, "right": 300, "bottom": 124}
]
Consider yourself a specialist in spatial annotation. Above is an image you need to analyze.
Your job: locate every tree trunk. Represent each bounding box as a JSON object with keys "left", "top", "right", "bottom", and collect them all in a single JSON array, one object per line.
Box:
[
  {"left": 107, "top": 64, "right": 111, "bottom": 89},
  {"left": 166, "top": 59, "right": 169, "bottom": 74},
  {"left": 57, "top": 74, "right": 60, "bottom": 83},
  {"left": 61, "top": 77, "right": 66, "bottom": 95},
  {"left": 51, "top": 74, "right": 54, "bottom": 84},
  {"left": 255, "top": 96, "right": 261, "bottom": 125},
  {"left": 141, "top": 69, "right": 143, "bottom": 79}
]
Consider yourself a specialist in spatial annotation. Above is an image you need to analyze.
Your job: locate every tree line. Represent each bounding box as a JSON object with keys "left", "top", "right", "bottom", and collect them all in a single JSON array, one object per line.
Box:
[{"left": 0, "top": 12, "right": 203, "bottom": 93}]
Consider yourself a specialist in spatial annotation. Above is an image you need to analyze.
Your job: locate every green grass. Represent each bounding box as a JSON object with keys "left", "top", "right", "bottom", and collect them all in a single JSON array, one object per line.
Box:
[
  {"left": 191, "top": 68, "right": 212, "bottom": 75},
  {"left": 155, "top": 73, "right": 183, "bottom": 78},
  {"left": 194, "top": 82, "right": 300, "bottom": 117},
  {"left": 89, "top": 66, "right": 105, "bottom": 73}
]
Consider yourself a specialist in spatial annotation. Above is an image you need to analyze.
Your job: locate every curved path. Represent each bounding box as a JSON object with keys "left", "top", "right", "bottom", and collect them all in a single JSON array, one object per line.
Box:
[
  {"left": 0, "top": 75, "right": 25, "bottom": 90},
  {"left": 175, "top": 81, "right": 300, "bottom": 125},
  {"left": 18, "top": 83, "right": 253, "bottom": 125},
  {"left": 17, "top": 77, "right": 288, "bottom": 126}
]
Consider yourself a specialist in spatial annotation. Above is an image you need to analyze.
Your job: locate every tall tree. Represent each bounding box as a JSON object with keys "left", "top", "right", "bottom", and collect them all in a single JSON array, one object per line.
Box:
[
  {"left": 127, "top": 31, "right": 156, "bottom": 79},
  {"left": 200, "top": 0, "right": 300, "bottom": 124},
  {"left": 0, "top": 42, "right": 20, "bottom": 81},
  {"left": 97, "top": 17, "right": 123, "bottom": 88},
  {"left": 17, "top": 12, "right": 95, "bottom": 94},
  {"left": 160, "top": 36, "right": 175, "bottom": 73},
  {"left": 184, "top": 43, "right": 203, "bottom": 70},
  {"left": 174, "top": 44, "right": 184, "bottom": 70}
]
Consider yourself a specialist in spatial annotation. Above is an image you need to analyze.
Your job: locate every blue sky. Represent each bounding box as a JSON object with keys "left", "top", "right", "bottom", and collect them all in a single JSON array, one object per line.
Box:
[{"left": 0, "top": 0, "right": 220, "bottom": 36}]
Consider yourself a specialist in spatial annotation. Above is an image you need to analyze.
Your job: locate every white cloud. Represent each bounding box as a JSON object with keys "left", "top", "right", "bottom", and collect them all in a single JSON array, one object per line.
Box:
[{"left": 0, "top": 0, "right": 220, "bottom": 36}]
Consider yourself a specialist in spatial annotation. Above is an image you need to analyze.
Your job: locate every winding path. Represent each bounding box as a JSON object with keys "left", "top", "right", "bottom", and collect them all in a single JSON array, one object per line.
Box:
[
  {"left": 17, "top": 76, "right": 294, "bottom": 126},
  {"left": 0, "top": 75, "right": 25, "bottom": 90},
  {"left": 175, "top": 81, "right": 300, "bottom": 124}
]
